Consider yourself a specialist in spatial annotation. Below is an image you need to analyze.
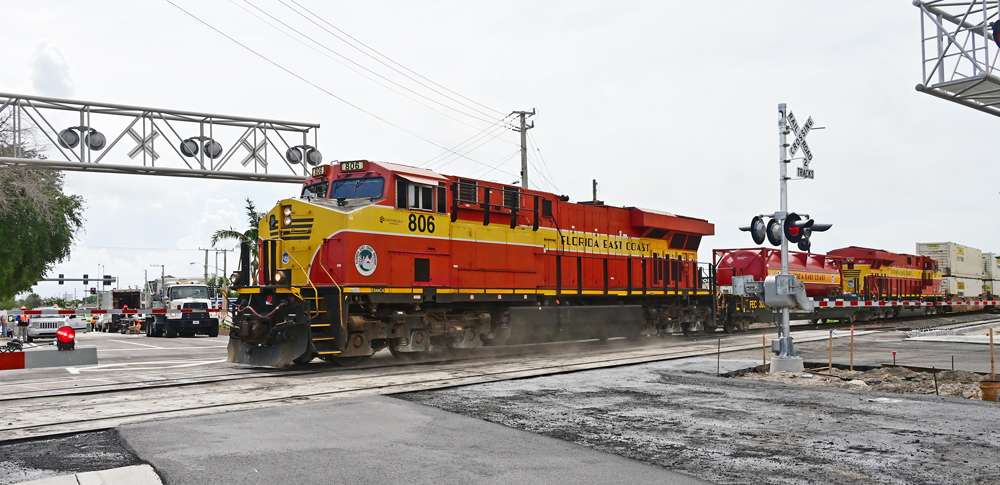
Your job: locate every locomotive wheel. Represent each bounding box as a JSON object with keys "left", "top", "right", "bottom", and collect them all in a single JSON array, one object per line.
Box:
[
  {"left": 703, "top": 322, "right": 718, "bottom": 335},
  {"left": 723, "top": 321, "right": 737, "bottom": 334},
  {"left": 681, "top": 322, "right": 696, "bottom": 337},
  {"left": 737, "top": 319, "right": 751, "bottom": 332}
]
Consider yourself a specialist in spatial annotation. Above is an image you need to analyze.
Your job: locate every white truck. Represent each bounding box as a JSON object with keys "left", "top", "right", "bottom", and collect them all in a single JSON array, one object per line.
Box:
[{"left": 145, "top": 277, "right": 219, "bottom": 338}]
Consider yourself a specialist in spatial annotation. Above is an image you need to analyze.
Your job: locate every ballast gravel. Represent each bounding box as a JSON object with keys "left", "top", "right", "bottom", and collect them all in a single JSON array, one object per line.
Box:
[{"left": 399, "top": 360, "right": 1000, "bottom": 484}]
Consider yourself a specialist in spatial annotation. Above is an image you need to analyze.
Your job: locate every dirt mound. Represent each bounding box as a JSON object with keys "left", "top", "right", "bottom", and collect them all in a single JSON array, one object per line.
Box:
[{"left": 742, "top": 366, "right": 987, "bottom": 399}]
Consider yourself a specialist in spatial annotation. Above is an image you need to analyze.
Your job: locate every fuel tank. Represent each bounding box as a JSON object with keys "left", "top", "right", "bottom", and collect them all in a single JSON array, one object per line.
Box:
[{"left": 715, "top": 248, "right": 841, "bottom": 298}]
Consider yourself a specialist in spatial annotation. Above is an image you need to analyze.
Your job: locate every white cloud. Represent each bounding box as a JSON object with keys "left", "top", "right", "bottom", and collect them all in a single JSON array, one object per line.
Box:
[{"left": 31, "top": 41, "right": 74, "bottom": 98}]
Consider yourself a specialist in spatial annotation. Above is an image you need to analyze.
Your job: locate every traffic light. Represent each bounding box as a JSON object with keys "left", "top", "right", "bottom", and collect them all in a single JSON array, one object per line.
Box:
[
  {"left": 83, "top": 274, "right": 89, "bottom": 285},
  {"left": 89, "top": 287, "right": 96, "bottom": 295},
  {"left": 58, "top": 274, "right": 64, "bottom": 285},
  {"left": 738, "top": 216, "right": 767, "bottom": 245},
  {"left": 103, "top": 274, "right": 112, "bottom": 286}
]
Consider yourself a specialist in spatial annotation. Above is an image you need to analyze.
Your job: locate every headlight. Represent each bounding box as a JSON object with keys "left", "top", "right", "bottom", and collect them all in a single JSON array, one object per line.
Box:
[
  {"left": 281, "top": 206, "right": 292, "bottom": 227},
  {"left": 273, "top": 269, "right": 291, "bottom": 286},
  {"left": 169, "top": 312, "right": 179, "bottom": 318}
]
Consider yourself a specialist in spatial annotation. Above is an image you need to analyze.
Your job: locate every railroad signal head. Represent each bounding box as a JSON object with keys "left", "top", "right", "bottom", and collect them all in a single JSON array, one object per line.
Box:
[
  {"left": 782, "top": 213, "right": 813, "bottom": 244},
  {"left": 739, "top": 216, "right": 767, "bottom": 245},
  {"left": 766, "top": 218, "right": 782, "bottom": 246}
]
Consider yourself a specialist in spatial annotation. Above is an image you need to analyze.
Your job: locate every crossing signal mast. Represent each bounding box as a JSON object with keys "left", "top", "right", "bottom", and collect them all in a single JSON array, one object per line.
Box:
[{"left": 737, "top": 104, "right": 832, "bottom": 373}]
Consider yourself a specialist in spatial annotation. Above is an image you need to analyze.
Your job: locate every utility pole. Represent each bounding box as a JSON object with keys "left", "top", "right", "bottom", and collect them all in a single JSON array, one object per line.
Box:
[
  {"left": 511, "top": 109, "right": 536, "bottom": 188},
  {"left": 199, "top": 248, "right": 210, "bottom": 282}
]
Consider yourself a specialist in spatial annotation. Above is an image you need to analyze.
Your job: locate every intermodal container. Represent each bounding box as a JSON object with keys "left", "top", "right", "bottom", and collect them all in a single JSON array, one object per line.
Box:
[
  {"left": 983, "top": 253, "right": 1000, "bottom": 280},
  {"left": 916, "top": 242, "right": 983, "bottom": 279},
  {"left": 941, "top": 276, "right": 983, "bottom": 298}
]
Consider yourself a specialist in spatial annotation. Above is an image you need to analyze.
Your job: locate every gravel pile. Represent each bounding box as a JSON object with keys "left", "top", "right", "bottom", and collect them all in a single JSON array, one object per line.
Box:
[{"left": 743, "top": 366, "right": 987, "bottom": 399}]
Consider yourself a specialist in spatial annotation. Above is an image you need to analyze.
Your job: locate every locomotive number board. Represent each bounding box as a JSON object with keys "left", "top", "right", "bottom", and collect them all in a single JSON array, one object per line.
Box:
[{"left": 340, "top": 160, "right": 366, "bottom": 172}]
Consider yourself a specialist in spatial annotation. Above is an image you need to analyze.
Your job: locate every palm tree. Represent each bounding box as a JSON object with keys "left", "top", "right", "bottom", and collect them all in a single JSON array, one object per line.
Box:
[{"left": 212, "top": 198, "right": 264, "bottom": 277}]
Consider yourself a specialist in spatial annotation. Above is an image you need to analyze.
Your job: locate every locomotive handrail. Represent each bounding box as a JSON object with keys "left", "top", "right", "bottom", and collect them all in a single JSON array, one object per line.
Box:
[
  {"left": 451, "top": 180, "right": 541, "bottom": 231},
  {"left": 552, "top": 252, "right": 705, "bottom": 296}
]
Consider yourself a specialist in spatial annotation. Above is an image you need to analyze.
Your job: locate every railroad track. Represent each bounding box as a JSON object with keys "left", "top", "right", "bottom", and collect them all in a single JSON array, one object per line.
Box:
[
  {"left": 0, "top": 328, "right": 872, "bottom": 442},
  {"left": 1, "top": 312, "right": 992, "bottom": 442}
]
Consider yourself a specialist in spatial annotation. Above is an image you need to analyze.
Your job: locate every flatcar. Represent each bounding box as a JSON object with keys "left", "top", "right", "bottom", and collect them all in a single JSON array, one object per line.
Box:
[{"left": 228, "top": 160, "right": 717, "bottom": 367}]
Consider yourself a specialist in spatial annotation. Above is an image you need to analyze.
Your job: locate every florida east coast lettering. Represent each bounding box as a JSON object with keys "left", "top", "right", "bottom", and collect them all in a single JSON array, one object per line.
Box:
[{"left": 560, "top": 235, "right": 650, "bottom": 253}]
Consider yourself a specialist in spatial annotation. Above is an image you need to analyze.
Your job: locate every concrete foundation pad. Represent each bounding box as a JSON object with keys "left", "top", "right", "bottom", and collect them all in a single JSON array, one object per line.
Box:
[
  {"left": 23, "top": 346, "right": 97, "bottom": 369},
  {"left": 769, "top": 356, "right": 804, "bottom": 373}
]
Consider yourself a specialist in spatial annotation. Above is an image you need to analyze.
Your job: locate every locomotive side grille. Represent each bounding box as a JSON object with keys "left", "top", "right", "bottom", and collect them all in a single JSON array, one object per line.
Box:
[
  {"left": 842, "top": 270, "right": 861, "bottom": 280},
  {"left": 458, "top": 179, "right": 478, "bottom": 203}
]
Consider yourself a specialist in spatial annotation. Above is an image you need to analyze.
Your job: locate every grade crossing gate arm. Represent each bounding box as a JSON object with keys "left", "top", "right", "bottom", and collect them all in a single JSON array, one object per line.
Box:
[{"left": 0, "top": 308, "right": 222, "bottom": 316}]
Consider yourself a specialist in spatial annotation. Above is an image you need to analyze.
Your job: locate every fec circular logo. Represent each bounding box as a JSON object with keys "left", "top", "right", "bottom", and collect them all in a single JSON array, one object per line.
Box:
[{"left": 355, "top": 245, "right": 378, "bottom": 276}]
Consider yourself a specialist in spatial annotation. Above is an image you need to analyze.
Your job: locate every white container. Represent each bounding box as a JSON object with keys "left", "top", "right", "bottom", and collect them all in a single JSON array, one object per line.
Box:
[
  {"left": 941, "top": 276, "right": 983, "bottom": 298},
  {"left": 917, "top": 242, "right": 983, "bottom": 278},
  {"left": 983, "top": 253, "right": 1000, "bottom": 280},
  {"left": 985, "top": 280, "right": 1000, "bottom": 298}
]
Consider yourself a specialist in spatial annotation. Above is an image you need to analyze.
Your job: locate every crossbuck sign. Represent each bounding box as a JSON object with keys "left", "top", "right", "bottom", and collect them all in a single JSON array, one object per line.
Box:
[{"left": 787, "top": 112, "right": 814, "bottom": 179}]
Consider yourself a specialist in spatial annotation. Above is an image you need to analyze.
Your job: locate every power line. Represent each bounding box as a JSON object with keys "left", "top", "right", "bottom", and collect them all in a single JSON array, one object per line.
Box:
[
  {"left": 241, "top": 1, "right": 503, "bottom": 127},
  {"left": 527, "top": 130, "right": 562, "bottom": 193},
  {"left": 284, "top": 0, "right": 506, "bottom": 119},
  {"left": 163, "top": 0, "right": 513, "bottom": 169},
  {"left": 425, "top": 123, "right": 512, "bottom": 171}
]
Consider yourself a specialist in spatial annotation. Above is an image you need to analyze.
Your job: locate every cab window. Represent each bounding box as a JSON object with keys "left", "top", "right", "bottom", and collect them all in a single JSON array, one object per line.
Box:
[
  {"left": 330, "top": 176, "right": 384, "bottom": 200},
  {"left": 408, "top": 184, "right": 434, "bottom": 211},
  {"left": 301, "top": 181, "right": 329, "bottom": 198}
]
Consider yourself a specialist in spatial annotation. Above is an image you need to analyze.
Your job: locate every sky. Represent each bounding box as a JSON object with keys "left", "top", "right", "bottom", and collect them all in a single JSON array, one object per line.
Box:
[{"left": 3, "top": 1, "right": 996, "bottom": 299}]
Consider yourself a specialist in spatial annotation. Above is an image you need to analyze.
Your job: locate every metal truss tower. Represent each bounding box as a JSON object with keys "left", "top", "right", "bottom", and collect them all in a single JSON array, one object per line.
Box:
[
  {"left": 915, "top": 1, "right": 1000, "bottom": 117},
  {"left": 0, "top": 92, "right": 321, "bottom": 183}
]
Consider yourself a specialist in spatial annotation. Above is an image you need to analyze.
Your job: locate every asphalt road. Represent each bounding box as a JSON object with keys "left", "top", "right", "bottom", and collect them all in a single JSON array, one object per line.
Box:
[{"left": 0, "top": 330, "right": 230, "bottom": 391}]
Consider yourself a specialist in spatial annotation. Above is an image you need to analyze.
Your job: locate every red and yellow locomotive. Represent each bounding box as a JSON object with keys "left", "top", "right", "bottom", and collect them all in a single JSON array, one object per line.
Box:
[{"left": 229, "top": 160, "right": 716, "bottom": 366}]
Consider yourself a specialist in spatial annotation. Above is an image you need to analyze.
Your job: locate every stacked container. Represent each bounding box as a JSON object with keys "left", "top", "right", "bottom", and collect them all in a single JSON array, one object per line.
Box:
[
  {"left": 917, "top": 242, "right": 984, "bottom": 298},
  {"left": 984, "top": 253, "right": 1000, "bottom": 298}
]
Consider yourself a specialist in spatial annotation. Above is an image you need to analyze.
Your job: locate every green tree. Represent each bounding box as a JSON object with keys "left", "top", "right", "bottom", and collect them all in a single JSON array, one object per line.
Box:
[
  {"left": 211, "top": 198, "right": 263, "bottom": 278},
  {"left": 0, "top": 113, "right": 85, "bottom": 300}
]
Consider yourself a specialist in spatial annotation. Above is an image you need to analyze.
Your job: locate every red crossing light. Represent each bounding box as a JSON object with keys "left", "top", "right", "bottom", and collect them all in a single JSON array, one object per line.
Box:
[{"left": 56, "top": 326, "right": 76, "bottom": 350}]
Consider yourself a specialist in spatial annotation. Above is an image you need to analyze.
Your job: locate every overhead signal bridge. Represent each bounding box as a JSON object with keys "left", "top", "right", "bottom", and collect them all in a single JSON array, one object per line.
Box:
[
  {"left": 914, "top": 1, "right": 1000, "bottom": 118},
  {"left": 0, "top": 92, "right": 321, "bottom": 183}
]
